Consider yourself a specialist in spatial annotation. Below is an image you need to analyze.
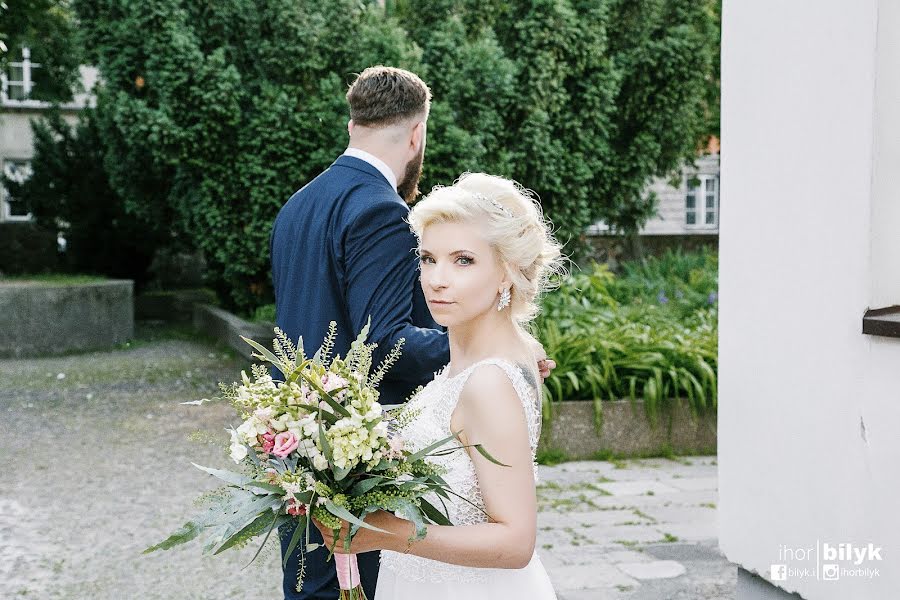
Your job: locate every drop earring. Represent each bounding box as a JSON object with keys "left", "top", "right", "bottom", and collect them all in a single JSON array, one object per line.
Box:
[{"left": 497, "top": 287, "right": 511, "bottom": 311}]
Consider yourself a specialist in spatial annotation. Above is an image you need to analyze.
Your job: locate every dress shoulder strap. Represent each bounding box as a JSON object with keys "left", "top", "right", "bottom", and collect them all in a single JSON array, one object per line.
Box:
[{"left": 450, "top": 358, "right": 543, "bottom": 451}]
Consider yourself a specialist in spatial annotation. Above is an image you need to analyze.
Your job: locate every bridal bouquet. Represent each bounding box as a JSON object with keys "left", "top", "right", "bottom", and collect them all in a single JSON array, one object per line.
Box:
[{"left": 145, "top": 321, "right": 499, "bottom": 600}]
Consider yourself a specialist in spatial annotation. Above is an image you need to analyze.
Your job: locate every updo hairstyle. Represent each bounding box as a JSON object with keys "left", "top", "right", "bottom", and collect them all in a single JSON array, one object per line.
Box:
[{"left": 407, "top": 172, "right": 566, "bottom": 323}]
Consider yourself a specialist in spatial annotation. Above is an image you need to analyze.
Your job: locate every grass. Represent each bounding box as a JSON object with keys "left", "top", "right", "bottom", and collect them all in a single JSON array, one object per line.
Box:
[
  {"left": 632, "top": 509, "right": 656, "bottom": 522},
  {"left": 0, "top": 273, "right": 107, "bottom": 285},
  {"left": 534, "top": 445, "right": 716, "bottom": 467},
  {"left": 536, "top": 447, "right": 570, "bottom": 465}
]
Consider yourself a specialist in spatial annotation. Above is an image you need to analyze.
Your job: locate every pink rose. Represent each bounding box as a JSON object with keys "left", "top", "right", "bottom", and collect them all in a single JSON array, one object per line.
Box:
[
  {"left": 260, "top": 431, "right": 276, "bottom": 454},
  {"left": 272, "top": 431, "right": 299, "bottom": 458}
]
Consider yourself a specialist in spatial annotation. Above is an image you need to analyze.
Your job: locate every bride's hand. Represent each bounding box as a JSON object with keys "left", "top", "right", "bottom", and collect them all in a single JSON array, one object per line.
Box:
[
  {"left": 537, "top": 357, "right": 556, "bottom": 381},
  {"left": 524, "top": 332, "right": 556, "bottom": 381},
  {"left": 312, "top": 510, "right": 403, "bottom": 554}
]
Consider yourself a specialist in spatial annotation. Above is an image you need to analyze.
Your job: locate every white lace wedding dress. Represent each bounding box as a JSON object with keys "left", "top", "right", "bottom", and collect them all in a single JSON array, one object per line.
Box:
[{"left": 376, "top": 358, "right": 558, "bottom": 600}]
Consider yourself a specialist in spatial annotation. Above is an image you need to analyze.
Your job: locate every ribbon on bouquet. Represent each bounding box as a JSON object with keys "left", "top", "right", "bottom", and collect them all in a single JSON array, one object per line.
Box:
[{"left": 335, "top": 553, "right": 361, "bottom": 590}]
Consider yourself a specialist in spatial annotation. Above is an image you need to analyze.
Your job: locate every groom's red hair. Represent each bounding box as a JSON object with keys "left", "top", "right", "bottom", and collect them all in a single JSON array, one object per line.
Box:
[{"left": 346, "top": 66, "right": 431, "bottom": 128}]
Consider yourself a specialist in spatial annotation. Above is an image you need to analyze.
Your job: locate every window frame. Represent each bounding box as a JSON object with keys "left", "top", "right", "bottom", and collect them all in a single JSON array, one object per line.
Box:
[
  {"left": 685, "top": 173, "right": 720, "bottom": 230},
  {"left": 1, "top": 47, "right": 42, "bottom": 107},
  {"left": 1, "top": 158, "right": 33, "bottom": 222}
]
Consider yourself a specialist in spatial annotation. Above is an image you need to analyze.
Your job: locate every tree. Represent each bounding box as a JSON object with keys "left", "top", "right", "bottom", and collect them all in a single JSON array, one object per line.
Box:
[
  {"left": 73, "top": 0, "right": 421, "bottom": 310},
  {"left": 395, "top": 0, "right": 719, "bottom": 249},
  {"left": 65, "top": 0, "right": 719, "bottom": 308}
]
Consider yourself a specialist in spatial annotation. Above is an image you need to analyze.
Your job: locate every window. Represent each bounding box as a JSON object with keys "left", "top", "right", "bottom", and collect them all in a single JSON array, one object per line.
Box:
[
  {"left": 2, "top": 160, "right": 33, "bottom": 221},
  {"left": 2, "top": 48, "right": 39, "bottom": 104},
  {"left": 686, "top": 174, "right": 719, "bottom": 228}
]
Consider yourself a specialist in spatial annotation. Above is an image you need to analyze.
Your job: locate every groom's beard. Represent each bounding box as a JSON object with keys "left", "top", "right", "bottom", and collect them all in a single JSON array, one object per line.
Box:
[{"left": 397, "top": 145, "right": 424, "bottom": 204}]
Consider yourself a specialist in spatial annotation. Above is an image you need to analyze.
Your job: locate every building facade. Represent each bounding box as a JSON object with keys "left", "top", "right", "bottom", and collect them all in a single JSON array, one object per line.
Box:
[
  {"left": 587, "top": 146, "right": 720, "bottom": 264},
  {"left": 0, "top": 47, "right": 97, "bottom": 223}
]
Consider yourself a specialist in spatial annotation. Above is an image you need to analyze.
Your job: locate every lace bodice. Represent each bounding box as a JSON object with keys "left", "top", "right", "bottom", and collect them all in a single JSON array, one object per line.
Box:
[{"left": 379, "top": 358, "right": 542, "bottom": 583}]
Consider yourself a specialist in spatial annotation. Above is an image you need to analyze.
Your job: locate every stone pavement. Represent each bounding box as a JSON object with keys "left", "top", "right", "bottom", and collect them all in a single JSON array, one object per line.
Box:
[
  {"left": 536, "top": 456, "right": 735, "bottom": 600},
  {"left": 0, "top": 333, "right": 735, "bottom": 599}
]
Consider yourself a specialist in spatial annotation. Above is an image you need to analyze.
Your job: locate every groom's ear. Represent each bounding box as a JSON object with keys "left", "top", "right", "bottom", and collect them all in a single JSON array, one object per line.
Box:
[
  {"left": 347, "top": 120, "right": 354, "bottom": 136},
  {"left": 410, "top": 121, "right": 426, "bottom": 151}
]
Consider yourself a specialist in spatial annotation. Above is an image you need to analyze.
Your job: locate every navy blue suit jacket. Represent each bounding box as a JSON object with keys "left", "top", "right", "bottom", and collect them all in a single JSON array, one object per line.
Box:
[
  {"left": 271, "top": 154, "right": 449, "bottom": 405},
  {"left": 270, "top": 154, "right": 450, "bottom": 599}
]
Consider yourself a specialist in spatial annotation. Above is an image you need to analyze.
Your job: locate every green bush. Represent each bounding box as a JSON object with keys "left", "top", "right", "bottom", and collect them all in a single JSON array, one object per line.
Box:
[
  {"left": 608, "top": 247, "right": 719, "bottom": 318},
  {"left": 0, "top": 222, "right": 59, "bottom": 275},
  {"left": 533, "top": 252, "right": 718, "bottom": 425}
]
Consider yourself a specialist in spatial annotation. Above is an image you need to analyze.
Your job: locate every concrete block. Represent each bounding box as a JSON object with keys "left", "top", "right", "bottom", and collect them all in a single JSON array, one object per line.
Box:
[{"left": 0, "top": 279, "right": 133, "bottom": 357}]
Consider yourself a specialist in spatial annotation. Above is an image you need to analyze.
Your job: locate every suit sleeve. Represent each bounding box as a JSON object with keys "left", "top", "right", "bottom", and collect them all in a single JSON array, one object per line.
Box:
[{"left": 343, "top": 200, "right": 450, "bottom": 383}]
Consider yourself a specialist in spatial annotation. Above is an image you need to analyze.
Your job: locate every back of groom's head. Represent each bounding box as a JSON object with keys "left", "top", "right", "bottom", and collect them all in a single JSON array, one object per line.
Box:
[{"left": 346, "top": 66, "right": 431, "bottom": 128}]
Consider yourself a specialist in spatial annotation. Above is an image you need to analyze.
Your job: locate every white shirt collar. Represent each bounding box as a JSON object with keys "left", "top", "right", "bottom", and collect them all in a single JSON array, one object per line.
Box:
[{"left": 342, "top": 147, "right": 398, "bottom": 191}]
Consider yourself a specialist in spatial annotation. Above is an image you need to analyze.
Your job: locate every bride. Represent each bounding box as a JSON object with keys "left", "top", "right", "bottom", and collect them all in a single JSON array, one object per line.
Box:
[{"left": 315, "top": 172, "right": 564, "bottom": 599}]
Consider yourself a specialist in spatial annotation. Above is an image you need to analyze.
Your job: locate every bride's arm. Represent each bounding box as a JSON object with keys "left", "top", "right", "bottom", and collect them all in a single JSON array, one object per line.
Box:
[{"left": 317, "top": 366, "right": 538, "bottom": 569}]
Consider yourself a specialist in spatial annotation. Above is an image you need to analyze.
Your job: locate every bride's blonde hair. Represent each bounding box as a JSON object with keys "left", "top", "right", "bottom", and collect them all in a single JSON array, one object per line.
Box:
[{"left": 408, "top": 172, "right": 566, "bottom": 324}]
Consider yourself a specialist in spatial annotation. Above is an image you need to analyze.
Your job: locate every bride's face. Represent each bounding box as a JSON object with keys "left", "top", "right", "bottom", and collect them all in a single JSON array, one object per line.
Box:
[{"left": 418, "top": 220, "right": 508, "bottom": 328}]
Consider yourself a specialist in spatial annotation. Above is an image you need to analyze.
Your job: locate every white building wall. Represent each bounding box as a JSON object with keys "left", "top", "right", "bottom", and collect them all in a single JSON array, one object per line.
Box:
[{"left": 719, "top": 1, "right": 900, "bottom": 599}]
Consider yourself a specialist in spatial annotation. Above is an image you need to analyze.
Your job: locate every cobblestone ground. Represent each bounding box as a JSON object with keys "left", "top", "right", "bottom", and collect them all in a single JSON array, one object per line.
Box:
[
  {"left": 537, "top": 459, "right": 735, "bottom": 599},
  {"left": 0, "top": 326, "right": 735, "bottom": 599}
]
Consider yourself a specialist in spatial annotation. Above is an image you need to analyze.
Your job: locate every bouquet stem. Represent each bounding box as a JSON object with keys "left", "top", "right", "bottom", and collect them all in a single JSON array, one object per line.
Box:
[{"left": 336, "top": 553, "right": 367, "bottom": 600}]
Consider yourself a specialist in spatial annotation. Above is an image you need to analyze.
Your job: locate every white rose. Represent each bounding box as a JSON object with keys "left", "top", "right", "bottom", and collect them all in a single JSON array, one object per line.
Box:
[
  {"left": 312, "top": 454, "right": 329, "bottom": 470},
  {"left": 230, "top": 441, "right": 248, "bottom": 463}
]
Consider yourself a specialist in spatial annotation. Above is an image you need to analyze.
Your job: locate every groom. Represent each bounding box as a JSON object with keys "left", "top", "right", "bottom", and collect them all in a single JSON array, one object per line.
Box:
[{"left": 270, "top": 66, "right": 449, "bottom": 600}]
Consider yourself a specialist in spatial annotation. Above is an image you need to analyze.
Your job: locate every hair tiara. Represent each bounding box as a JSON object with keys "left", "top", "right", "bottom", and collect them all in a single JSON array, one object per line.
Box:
[{"left": 472, "top": 191, "right": 514, "bottom": 218}]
